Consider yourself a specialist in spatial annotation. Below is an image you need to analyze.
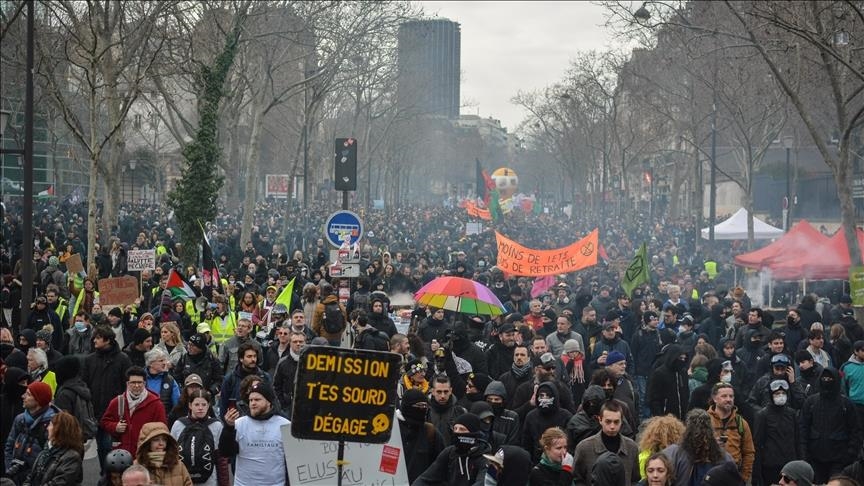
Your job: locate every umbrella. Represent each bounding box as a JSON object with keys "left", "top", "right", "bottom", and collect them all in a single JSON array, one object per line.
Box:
[{"left": 414, "top": 276, "right": 506, "bottom": 316}]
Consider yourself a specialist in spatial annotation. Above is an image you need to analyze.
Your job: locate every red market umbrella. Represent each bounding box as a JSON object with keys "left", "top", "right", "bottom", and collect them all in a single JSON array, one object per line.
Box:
[{"left": 414, "top": 276, "right": 506, "bottom": 316}]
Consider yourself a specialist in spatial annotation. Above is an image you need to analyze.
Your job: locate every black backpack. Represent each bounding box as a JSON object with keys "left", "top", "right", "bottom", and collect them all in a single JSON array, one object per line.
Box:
[
  {"left": 176, "top": 417, "right": 217, "bottom": 482},
  {"left": 323, "top": 302, "right": 345, "bottom": 334},
  {"left": 73, "top": 391, "right": 97, "bottom": 441}
]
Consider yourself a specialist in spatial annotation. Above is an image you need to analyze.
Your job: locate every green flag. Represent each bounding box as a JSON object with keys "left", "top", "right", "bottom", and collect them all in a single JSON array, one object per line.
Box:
[
  {"left": 622, "top": 242, "right": 649, "bottom": 298},
  {"left": 275, "top": 277, "right": 296, "bottom": 309}
]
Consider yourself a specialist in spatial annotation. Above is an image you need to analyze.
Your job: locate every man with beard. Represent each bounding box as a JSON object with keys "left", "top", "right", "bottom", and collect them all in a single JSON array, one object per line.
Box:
[
  {"left": 521, "top": 382, "right": 572, "bottom": 463},
  {"left": 366, "top": 297, "right": 397, "bottom": 338},
  {"left": 83, "top": 325, "right": 132, "bottom": 473},
  {"left": 484, "top": 381, "right": 520, "bottom": 446},
  {"left": 273, "top": 330, "right": 307, "bottom": 420},
  {"left": 497, "top": 343, "right": 532, "bottom": 406},
  {"left": 485, "top": 322, "right": 517, "bottom": 380},
  {"left": 573, "top": 306, "right": 602, "bottom": 357},
  {"left": 572, "top": 400, "right": 639, "bottom": 486},
  {"left": 218, "top": 318, "right": 260, "bottom": 375},
  {"left": 708, "top": 383, "right": 755, "bottom": 483},
  {"left": 428, "top": 375, "right": 467, "bottom": 445},
  {"left": 800, "top": 368, "right": 862, "bottom": 483},
  {"left": 399, "top": 389, "right": 445, "bottom": 483},
  {"left": 647, "top": 344, "right": 690, "bottom": 420},
  {"left": 590, "top": 316, "right": 634, "bottom": 377},
  {"left": 219, "top": 342, "right": 271, "bottom": 421},
  {"left": 748, "top": 353, "right": 807, "bottom": 412},
  {"left": 511, "top": 352, "right": 576, "bottom": 418},
  {"left": 414, "top": 413, "right": 491, "bottom": 486},
  {"left": 172, "top": 333, "right": 222, "bottom": 398}
]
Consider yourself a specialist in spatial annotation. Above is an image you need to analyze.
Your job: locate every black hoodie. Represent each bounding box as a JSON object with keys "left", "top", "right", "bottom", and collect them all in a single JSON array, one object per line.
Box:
[
  {"left": 522, "top": 382, "right": 573, "bottom": 463},
  {"left": 52, "top": 355, "right": 92, "bottom": 414},
  {"left": 647, "top": 344, "right": 690, "bottom": 419},
  {"left": 799, "top": 367, "right": 862, "bottom": 464},
  {"left": 591, "top": 450, "right": 626, "bottom": 486}
]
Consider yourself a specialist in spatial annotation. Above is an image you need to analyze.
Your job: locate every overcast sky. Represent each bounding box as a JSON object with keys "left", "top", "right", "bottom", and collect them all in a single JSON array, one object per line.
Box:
[{"left": 417, "top": 1, "right": 620, "bottom": 133}]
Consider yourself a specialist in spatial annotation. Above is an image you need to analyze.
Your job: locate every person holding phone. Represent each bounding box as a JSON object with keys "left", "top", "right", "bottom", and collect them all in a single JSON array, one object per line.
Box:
[{"left": 747, "top": 353, "right": 807, "bottom": 412}]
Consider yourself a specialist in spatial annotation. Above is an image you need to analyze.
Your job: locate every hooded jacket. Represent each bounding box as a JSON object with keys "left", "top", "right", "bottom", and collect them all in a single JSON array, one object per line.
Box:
[
  {"left": 52, "top": 355, "right": 92, "bottom": 415},
  {"left": 647, "top": 344, "right": 690, "bottom": 419},
  {"left": 522, "top": 382, "right": 573, "bottom": 463},
  {"left": 753, "top": 394, "right": 800, "bottom": 467},
  {"left": 567, "top": 385, "right": 607, "bottom": 447},
  {"left": 135, "top": 422, "right": 192, "bottom": 486},
  {"left": 412, "top": 436, "right": 491, "bottom": 486},
  {"left": 589, "top": 450, "right": 629, "bottom": 486},
  {"left": 799, "top": 367, "right": 862, "bottom": 465},
  {"left": 840, "top": 352, "right": 864, "bottom": 405}
]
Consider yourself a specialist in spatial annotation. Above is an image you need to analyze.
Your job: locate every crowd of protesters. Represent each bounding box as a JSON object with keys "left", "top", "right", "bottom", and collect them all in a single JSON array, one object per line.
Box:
[{"left": 0, "top": 195, "right": 862, "bottom": 486}]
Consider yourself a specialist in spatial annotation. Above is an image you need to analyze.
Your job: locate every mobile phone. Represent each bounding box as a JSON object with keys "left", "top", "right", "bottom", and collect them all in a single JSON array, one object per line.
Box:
[{"left": 227, "top": 399, "right": 237, "bottom": 412}]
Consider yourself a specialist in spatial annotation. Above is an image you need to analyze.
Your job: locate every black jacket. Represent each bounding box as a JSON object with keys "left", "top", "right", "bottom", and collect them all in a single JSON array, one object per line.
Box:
[
  {"left": 521, "top": 382, "right": 573, "bottom": 463},
  {"left": 367, "top": 311, "right": 398, "bottom": 338},
  {"left": 82, "top": 342, "right": 132, "bottom": 418},
  {"left": 485, "top": 341, "right": 515, "bottom": 380},
  {"left": 647, "top": 344, "right": 689, "bottom": 419},
  {"left": 399, "top": 417, "right": 446, "bottom": 484},
  {"left": 753, "top": 403, "right": 800, "bottom": 467},
  {"left": 799, "top": 368, "right": 862, "bottom": 465},
  {"left": 173, "top": 349, "right": 223, "bottom": 396},
  {"left": 273, "top": 355, "right": 300, "bottom": 414},
  {"left": 630, "top": 326, "right": 674, "bottom": 377},
  {"left": 413, "top": 441, "right": 491, "bottom": 486}
]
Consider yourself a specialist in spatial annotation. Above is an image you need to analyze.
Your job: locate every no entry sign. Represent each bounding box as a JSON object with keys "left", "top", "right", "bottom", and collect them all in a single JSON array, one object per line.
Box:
[{"left": 291, "top": 346, "right": 401, "bottom": 443}]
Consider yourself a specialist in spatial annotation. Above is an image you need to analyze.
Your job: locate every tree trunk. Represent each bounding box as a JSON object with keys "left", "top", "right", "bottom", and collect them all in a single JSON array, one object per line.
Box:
[{"left": 239, "top": 93, "right": 265, "bottom": 252}]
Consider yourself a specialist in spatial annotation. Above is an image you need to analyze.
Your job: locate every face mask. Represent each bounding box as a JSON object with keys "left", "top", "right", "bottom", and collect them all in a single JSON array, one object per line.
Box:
[
  {"left": 720, "top": 373, "right": 732, "bottom": 384},
  {"left": 772, "top": 393, "right": 787, "bottom": 406},
  {"left": 787, "top": 316, "right": 796, "bottom": 325},
  {"left": 74, "top": 321, "right": 87, "bottom": 333},
  {"left": 402, "top": 405, "right": 426, "bottom": 423},
  {"left": 489, "top": 402, "right": 505, "bottom": 416},
  {"left": 453, "top": 433, "right": 476, "bottom": 454},
  {"left": 603, "top": 388, "right": 614, "bottom": 399},
  {"left": 538, "top": 396, "right": 555, "bottom": 409}
]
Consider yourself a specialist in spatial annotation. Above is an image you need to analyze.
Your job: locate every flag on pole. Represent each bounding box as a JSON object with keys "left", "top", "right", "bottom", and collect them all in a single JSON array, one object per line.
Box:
[
  {"left": 198, "top": 221, "right": 220, "bottom": 289},
  {"left": 275, "top": 277, "right": 296, "bottom": 309},
  {"left": 166, "top": 269, "right": 197, "bottom": 300},
  {"left": 621, "top": 242, "right": 650, "bottom": 298}
]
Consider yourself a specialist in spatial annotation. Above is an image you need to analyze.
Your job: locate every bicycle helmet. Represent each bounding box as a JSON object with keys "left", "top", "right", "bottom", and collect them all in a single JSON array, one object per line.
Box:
[{"left": 105, "top": 448, "right": 133, "bottom": 473}]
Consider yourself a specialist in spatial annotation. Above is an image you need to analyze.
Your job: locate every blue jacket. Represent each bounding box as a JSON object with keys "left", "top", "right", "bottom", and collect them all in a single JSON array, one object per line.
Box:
[
  {"left": 841, "top": 356, "right": 864, "bottom": 405},
  {"left": 4, "top": 405, "right": 59, "bottom": 483},
  {"left": 146, "top": 369, "right": 180, "bottom": 414}
]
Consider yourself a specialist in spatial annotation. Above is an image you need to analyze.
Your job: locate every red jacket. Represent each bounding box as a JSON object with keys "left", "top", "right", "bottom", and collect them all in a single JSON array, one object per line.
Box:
[{"left": 100, "top": 390, "right": 167, "bottom": 457}]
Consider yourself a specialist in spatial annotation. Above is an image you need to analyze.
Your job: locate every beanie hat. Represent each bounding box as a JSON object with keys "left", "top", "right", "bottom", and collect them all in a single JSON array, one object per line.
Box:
[
  {"left": 468, "top": 373, "right": 493, "bottom": 395},
  {"left": 20, "top": 329, "right": 36, "bottom": 346},
  {"left": 27, "top": 381, "right": 53, "bottom": 408},
  {"left": 563, "top": 339, "right": 583, "bottom": 354},
  {"left": 246, "top": 381, "right": 276, "bottom": 404},
  {"left": 780, "top": 460, "right": 814, "bottom": 486},
  {"left": 35, "top": 328, "right": 53, "bottom": 345},
  {"left": 484, "top": 380, "right": 508, "bottom": 399},
  {"left": 605, "top": 350, "right": 626, "bottom": 367},
  {"left": 108, "top": 307, "right": 123, "bottom": 318},
  {"left": 52, "top": 355, "right": 82, "bottom": 386},
  {"left": 48, "top": 256, "right": 59, "bottom": 267},
  {"left": 794, "top": 350, "right": 813, "bottom": 364},
  {"left": 187, "top": 333, "right": 207, "bottom": 351},
  {"left": 453, "top": 413, "right": 483, "bottom": 434},
  {"left": 132, "top": 328, "right": 151, "bottom": 345},
  {"left": 400, "top": 389, "right": 427, "bottom": 409},
  {"left": 701, "top": 460, "right": 744, "bottom": 486},
  {"left": 160, "top": 290, "right": 173, "bottom": 308}
]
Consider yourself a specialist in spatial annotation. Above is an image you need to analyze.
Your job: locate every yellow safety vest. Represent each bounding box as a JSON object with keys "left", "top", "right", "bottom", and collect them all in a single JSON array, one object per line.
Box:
[{"left": 208, "top": 313, "right": 236, "bottom": 345}]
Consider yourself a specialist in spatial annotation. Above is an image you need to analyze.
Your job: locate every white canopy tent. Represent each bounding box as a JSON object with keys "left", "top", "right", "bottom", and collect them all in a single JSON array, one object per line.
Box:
[{"left": 700, "top": 207, "right": 784, "bottom": 240}]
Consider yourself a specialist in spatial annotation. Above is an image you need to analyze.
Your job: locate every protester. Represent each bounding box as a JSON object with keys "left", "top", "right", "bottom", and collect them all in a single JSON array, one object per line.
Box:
[
  {"left": 413, "top": 413, "right": 491, "bottom": 486},
  {"left": 4, "top": 382, "right": 58, "bottom": 484},
  {"left": 528, "top": 426, "right": 573, "bottom": 485},
  {"left": 100, "top": 366, "right": 167, "bottom": 457},
  {"left": 22, "top": 411, "right": 84, "bottom": 486},
  {"left": 133, "top": 422, "right": 192, "bottom": 486}
]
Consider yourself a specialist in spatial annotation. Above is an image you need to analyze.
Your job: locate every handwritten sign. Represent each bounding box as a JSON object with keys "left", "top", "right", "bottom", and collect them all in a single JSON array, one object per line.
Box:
[
  {"left": 495, "top": 229, "right": 599, "bottom": 277},
  {"left": 97, "top": 276, "right": 139, "bottom": 306},
  {"left": 283, "top": 421, "right": 409, "bottom": 486},
  {"left": 291, "top": 347, "right": 401, "bottom": 443},
  {"left": 65, "top": 253, "right": 84, "bottom": 274},
  {"left": 127, "top": 249, "right": 156, "bottom": 271}
]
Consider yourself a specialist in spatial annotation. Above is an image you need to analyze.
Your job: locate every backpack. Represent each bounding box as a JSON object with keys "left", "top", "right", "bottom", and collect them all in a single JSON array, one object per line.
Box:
[
  {"left": 323, "top": 302, "right": 345, "bottom": 334},
  {"left": 176, "top": 417, "right": 217, "bottom": 483},
  {"left": 73, "top": 391, "right": 97, "bottom": 441}
]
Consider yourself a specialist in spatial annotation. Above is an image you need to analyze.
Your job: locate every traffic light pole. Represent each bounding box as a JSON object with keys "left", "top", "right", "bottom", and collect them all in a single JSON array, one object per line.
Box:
[{"left": 342, "top": 191, "right": 348, "bottom": 210}]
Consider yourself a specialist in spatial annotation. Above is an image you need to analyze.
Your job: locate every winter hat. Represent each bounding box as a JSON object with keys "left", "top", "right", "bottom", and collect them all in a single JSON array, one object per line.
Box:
[
  {"left": 310, "top": 337, "right": 329, "bottom": 346},
  {"left": 563, "top": 339, "right": 583, "bottom": 354},
  {"left": 469, "top": 401, "right": 495, "bottom": 420},
  {"left": 468, "top": 373, "right": 493, "bottom": 394},
  {"left": 160, "top": 290, "right": 173, "bottom": 307},
  {"left": 246, "top": 380, "right": 276, "bottom": 404},
  {"left": 400, "top": 388, "right": 427, "bottom": 409},
  {"left": 108, "top": 307, "right": 123, "bottom": 318},
  {"left": 701, "top": 460, "right": 744, "bottom": 486},
  {"left": 187, "top": 333, "right": 207, "bottom": 351},
  {"left": 132, "top": 328, "right": 151, "bottom": 345},
  {"left": 484, "top": 380, "right": 508, "bottom": 399},
  {"left": 48, "top": 256, "right": 59, "bottom": 267},
  {"left": 780, "top": 460, "right": 814, "bottom": 486},
  {"left": 35, "top": 328, "right": 53, "bottom": 345},
  {"left": 51, "top": 355, "right": 82, "bottom": 386},
  {"left": 794, "top": 350, "right": 813, "bottom": 364},
  {"left": 19, "top": 329, "right": 36, "bottom": 346},
  {"left": 453, "top": 413, "right": 483, "bottom": 434},
  {"left": 406, "top": 359, "right": 426, "bottom": 376},
  {"left": 27, "top": 381, "right": 53, "bottom": 408},
  {"left": 605, "top": 350, "right": 626, "bottom": 367}
]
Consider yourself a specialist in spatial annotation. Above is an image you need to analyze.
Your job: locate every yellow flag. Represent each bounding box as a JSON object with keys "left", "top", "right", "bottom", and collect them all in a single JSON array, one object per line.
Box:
[{"left": 275, "top": 277, "right": 296, "bottom": 309}]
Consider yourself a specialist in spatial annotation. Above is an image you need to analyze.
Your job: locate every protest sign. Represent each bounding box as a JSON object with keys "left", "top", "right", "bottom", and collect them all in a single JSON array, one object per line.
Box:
[
  {"left": 292, "top": 347, "right": 401, "bottom": 443},
  {"left": 98, "top": 276, "right": 139, "bottom": 306},
  {"left": 65, "top": 253, "right": 84, "bottom": 274},
  {"left": 127, "top": 249, "right": 156, "bottom": 271},
  {"left": 495, "top": 228, "right": 599, "bottom": 276},
  {"left": 283, "top": 421, "right": 409, "bottom": 486}
]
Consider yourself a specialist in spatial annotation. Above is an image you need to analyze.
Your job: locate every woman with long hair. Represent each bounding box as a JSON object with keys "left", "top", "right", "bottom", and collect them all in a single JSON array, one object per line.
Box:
[
  {"left": 528, "top": 427, "right": 573, "bottom": 485},
  {"left": 637, "top": 452, "right": 675, "bottom": 486},
  {"left": 156, "top": 321, "right": 186, "bottom": 369},
  {"left": 135, "top": 422, "right": 192, "bottom": 486},
  {"left": 170, "top": 390, "right": 228, "bottom": 486},
  {"left": 237, "top": 292, "right": 261, "bottom": 327},
  {"left": 23, "top": 411, "right": 84, "bottom": 486},
  {"left": 661, "top": 409, "right": 733, "bottom": 486},
  {"left": 301, "top": 283, "right": 318, "bottom": 323},
  {"left": 637, "top": 415, "right": 685, "bottom": 479}
]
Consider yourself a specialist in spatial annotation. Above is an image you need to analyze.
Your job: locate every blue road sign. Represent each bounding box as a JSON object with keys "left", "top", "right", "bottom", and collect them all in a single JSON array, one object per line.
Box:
[{"left": 324, "top": 210, "right": 364, "bottom": 247}]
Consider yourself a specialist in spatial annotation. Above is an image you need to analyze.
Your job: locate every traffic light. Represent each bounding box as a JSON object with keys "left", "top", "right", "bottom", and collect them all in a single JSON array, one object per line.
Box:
[{"left": 334, "top": 138, "right": 357, "bottom": 191}]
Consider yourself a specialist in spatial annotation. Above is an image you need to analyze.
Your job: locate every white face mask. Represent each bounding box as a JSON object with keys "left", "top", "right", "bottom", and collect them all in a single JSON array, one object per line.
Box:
[
  {"left": 720, "top": 373, "right": 732, "bottom": 384},
  {"left": 772, "top": 393, "right": 787, "bottom": 406}
]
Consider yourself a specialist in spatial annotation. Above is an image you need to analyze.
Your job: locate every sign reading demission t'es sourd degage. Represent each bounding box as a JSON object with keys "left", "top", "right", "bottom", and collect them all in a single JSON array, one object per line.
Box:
[{"left": 291, "top": 346, "right": 401, "bottom": 443}]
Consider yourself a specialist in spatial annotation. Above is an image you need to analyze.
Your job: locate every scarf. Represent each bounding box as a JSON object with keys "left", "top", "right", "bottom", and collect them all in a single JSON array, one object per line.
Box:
[
  {"left": 539, "top": 453, "right": 562, "bottom": 470},
  {"left": 511, "top": 361, "right": 532, "bottom": 379},
  {"left": 126, "top": 390, "right": 147, "bottom": 415},
  {"left": 568, "top": 356, "right": 585, "bottom": 384},
  {"left": 402, "top": 374, "right": 429, "bottom": 394},
  {"left": 289, "top": 349, "right": 301, "bottom": 362},
  {"left": 147, "top": 451, "right": 166, "bottom": 468}
]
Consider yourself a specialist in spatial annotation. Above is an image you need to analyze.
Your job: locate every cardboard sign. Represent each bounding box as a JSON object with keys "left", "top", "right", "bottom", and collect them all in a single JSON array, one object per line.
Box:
[
  {"left": 65, "top": 253, "right": 84, "bottom": 274},
  {"left": 127, "top": 249, "right": 156, "bottom": 271},
  {"left": 283, "top": 420, "right": 409, "bottom": 486},
  {"left": 97, "top": 276, "right": 139, "bottom": 306},
  {"left": 495, "top": 229, "right": 599, "bottom": 276},
  {"left": 291, "top": 347, "right": 401, "bottom": 443}
]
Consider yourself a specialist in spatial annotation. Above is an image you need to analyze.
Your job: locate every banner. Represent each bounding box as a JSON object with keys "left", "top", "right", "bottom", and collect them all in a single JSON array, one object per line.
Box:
[
  {"left": 463, "top": 200, "right": 491, "bottom": 220},
  {"left": 265, "top": 174, "right": 291, "bottom": 198},
  {"left": 98, "top": 276, "right": 139, "bottom": 306},
  {"left": 495, "top": 229, "right": 599, "bottom": 277},
  {"left": 127, "top": 249, "right": 156, "bottom": 271}
]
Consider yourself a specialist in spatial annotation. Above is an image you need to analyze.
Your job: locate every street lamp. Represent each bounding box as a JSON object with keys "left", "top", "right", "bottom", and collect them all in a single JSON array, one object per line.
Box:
[
  {"left": 782, "top": 135, "right": 794, "bottom": 231},
  {"left": 634, "top": 3, "right": 651, "bottom": 21}
]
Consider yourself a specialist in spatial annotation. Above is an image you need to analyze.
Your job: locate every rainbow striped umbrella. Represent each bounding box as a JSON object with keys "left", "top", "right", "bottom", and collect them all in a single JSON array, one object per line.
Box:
[{"left": 414, "top": 276, "right": 506, "bottom": 316}]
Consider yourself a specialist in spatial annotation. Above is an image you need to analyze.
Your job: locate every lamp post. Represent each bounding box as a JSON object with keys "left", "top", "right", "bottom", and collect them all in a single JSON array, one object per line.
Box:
[
  {"left": 128, "top": 159, "right": 137, "bottom": 203},
  {"left": 782, "top": 135, "right": 794, "bottom": 231}
]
